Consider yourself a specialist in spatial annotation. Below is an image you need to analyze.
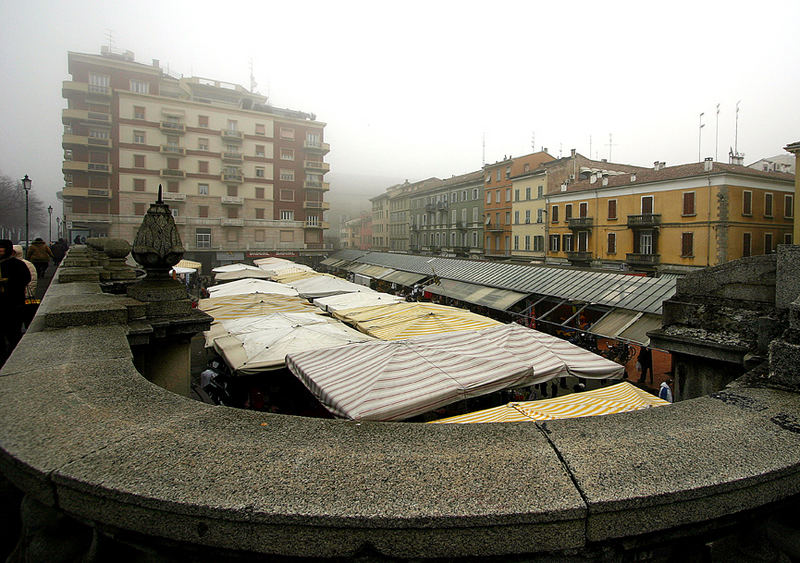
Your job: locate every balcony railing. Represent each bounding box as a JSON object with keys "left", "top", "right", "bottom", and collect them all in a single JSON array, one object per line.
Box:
[
  {"left": 221, "top": 195, "right": 243, "bottom": 205},
  {"left": 160, "top": 145, "right": 186, "bottom": 155},
  {"left": 425, "top": 203, "right": 436, "bottom": 212},
  {"left": 455, "top": 221, "right": 467, "bottom": 230},
  {"left": 304, "top": 221, "right": 330, "bottom": 229},
  {"left": 626, "top": 253, "right": 660, "bottom": 266},
  {"left": 160, "top": 121, "right": 186, "bottom": 134},
  {"left": 222, "top": 151, "right": 243, "bottom": 163},
  {"left": 567, "top": 217, "right": 593, "bottom": 230},
  {"left": 160, "top": 168, "right": 186, "bottom": 178},
  {"left": 67, "top": 213, "right": 113, "bottom": 224},
  {"left": 221, "top": 129, "right": 244, "bottom": 141},
  {"left": 303, "top": 140, "right": 330, "bottom": 153},
  {"left": 63, "top": 135, "right": 111, "bottom": 149},
  {"left": 87, "top": 84, "right": 111, "bottom": 97},
  {"left": 303, "top": 201, "right": 331, "bottom": 210},
  {"left": 162, "top": 192, "right": 186, "bottom": 202},
  {"left": 303, "top": 160, "right": 330, "bottom": 172},
  {"left": 303, "top": 180, "right": 330, "bottom": 191},
  {"left": 566, "top": 251, "right": 593, "bottom": 263},
  {"left": 627, "top": 214, "right": 661, "bottom": 228},
  {"left": 62, "top": 187, "right": 112, "bottom": 199},
  {"left": 62, "top": 109, "right": 111, "bottom": 124},
  {"left": 221, "top": 172, "right": 244, "bottom": 184},
  {"left": 62, "top": 161, "right": 112, "bottom": 174},
  {"left": 221, "top": 218, "right": 244, "bottom": 227}
]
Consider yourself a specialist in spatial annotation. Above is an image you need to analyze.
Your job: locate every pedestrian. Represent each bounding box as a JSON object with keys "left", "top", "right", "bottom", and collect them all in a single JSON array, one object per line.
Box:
[
  {"left": 659, "top": 378, "right": 674, "bottom": 403},
  {"left": 51, "top": 238, "right": 68, "bottom": 265},
  {"left": 26, "top": 238, "right": 53, "bottom": 279},
  {"left": 637, "top": 346, "right": 653, "bottom": 384},
  {"left": 74, "top": 235, "right": 82, "bottom": 245},
  {"left": 0, "top": 239, "right": 32, "bottom": 366},
  {"left": 12, "top": 245, "right": 37, "bottom": 298}
]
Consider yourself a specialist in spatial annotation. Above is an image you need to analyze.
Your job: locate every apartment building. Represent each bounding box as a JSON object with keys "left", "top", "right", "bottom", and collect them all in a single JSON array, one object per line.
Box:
[
  {"left": 546, "top": 159, "right": 795, "bottom": 274},
  {"left": 409, "top": 171, "right": 484, "bottom": 258},
  {"left": 370, "top": 192, "right": 390, "bottom": 251},
  {"left": 342, "top": 213, "right": 373, "bottom": 250},
  {"left": 61, "top": 48, "right": 329, "bottom": 266},
  {"left": 387, "top": 178, "right": 442, "bottom": 252},
  {"left": 484, "top": 152, "right": 554, "bottom": 257}
]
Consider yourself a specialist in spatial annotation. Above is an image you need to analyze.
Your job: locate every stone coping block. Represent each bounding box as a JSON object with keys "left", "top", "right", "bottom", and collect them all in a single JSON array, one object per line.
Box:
[{"left": 2, "top": 278, "right": 800, "bottom": 559}]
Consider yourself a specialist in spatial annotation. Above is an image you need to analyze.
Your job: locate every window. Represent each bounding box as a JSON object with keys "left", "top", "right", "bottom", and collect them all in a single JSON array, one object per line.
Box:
[
  {"left": 133, "top": 106, "right": 145, "bottom": 119},
  {"left": 514, "top": 236, "right": 519, "bottom": 251},
  {"left": 525, "top": 210, "right": 531, "bottom": 224},
  {"left": 255, "top": 145, "right": 265, "bottom": 157},
  {"left": 549, "top": 234, "right": 561, "bottom": 252},
  {"left": 765, "top": 233, "right": 774, "bottom": 254},
  {"left": 134, "top": 154, "right": 145, "bottom": 168},
  {"left": 255, "top": 208, "right": 265, "bottom": 219},
  {"left": 198, "top": 183, "right": 209, "bottom": 195},
  {"left": 505, "top": 166, "right": 511, "bottom": 179},
  {"left": 171, "top": 208, "right": 179, "bottom": 218},
  {"left": 683, "top": 192, "right": 696, "bottom": 216},
  {"left": 640, "top": 231, "right": 653, "bottom": 254},
  {"left": 486, "top": 173, "right": 491, "bottom": 184},
  {"left": 280, "top": 148, "right": 295, "bottom": 160},
  {"left": 525, "top": 187, "right": 531, "bottom": 200},
  {"left": 534, "top": 235, "right": 544, "bottom": 252},
  {"left": 280, "top": 210, "right": 294, "bottom": 221},
  {"left": 88, "top": 72, "right": 110, "bottom": 93},
  {"left": 785, "top": 233, "right": 793, "bottom": 245},
  {"left": 129, "top": 80, "right": 149, "bottom": 94},
  {"left": 198, "top": 206, "right": 208, "bottom": 218},
  {"left": 255, "top": 123, "right": 265, "bottom": 135},
  {"left": 514, "top": 211, "right": 520, "bottom": 224},
  {"left": 785, "top": 195, "right": 794, "bottom": 218},
  {"left": 641, "top": 195, "right": 654, "bottom": 214},
  {"left": 486, "top": 191, "right": 492, "bottom": 204},
  {"left": 198, "top": 138, "right": 209, "bottom": 151},
  {"left": 462, "top": 190, "right": 467, "bottom": 202},
  {"left": 196, "top": 228, "right": 211, "bottom": 248},
  {"left": 280, "top": 189, "right": 294, "bottom": 201},
  {"left": 134, "top": 203, "right": 146, "bottom": 216},
  {"left": 607, "top": 233, "right": 616, "bottom": 254},
  {"left": 134, "top": 179, "right": 145, "bottom": 192},
  {"left": 227, "top": 185, "right": 238, "bottom": 196},
  {"left": 743, "top": 191, "right": 752, "bottom": 216},
  {"left": 167, "top": 157, "right": 179, "bottom": 170},
  {"left": 89, "top": 129, "right": 109, "bottom": 140},
  {"left": 506, "top": 188, "right": 512, "bottom": 202},
  {"left": 495, "top": 212, "right": 500, "bottom": 226},
  {"left": 198, "top": 161, "right": 208, "bottom": 173},
  {"left": 765, "top": 193, "right": 774, "bottom": 218},
  {"left": 608, "top": 199, "right": 617, "bottom": 220},
  {"left": 563, "top": 234, "right": 573, "bottom": 252},
  {"left": 472, "top": 207, "right": 478, "bottom": 222},
  {"left": 280, "top": 127, "right": 294, "bottom": 140},
  {"left": 537, "top": 209, "right": 543, "bottom": 223},
  {"left": 255, "top": 167, "right": 265, "bottom": 178},
  {"left": 280, "top": 169, "right": 295, "bottom": 181},
  {"left": 473, "top": 188, "right": 479, "bottom": 200},
  {"left": 743, "top": 232, "right": 752, "bottom": 257},
  {"left": 280, "top": 230, "right": 294, "bottom": 242},
  {"left": 551, "top": 205, "right": 559, "bottom": 223},
  {"left": 537, "top": 186, "right": 543, "bottom": 199},
  {"left": 198, "top": 115, "right": 208, "bottom": 128},
  {"left": 472, "top": 231, "right": 478, "bottom": 247},
  {"left": 227, "top": 119, "right": 238, "bottom": 132},
  {"left": 505, "top": 211, "right": 511, "bottom": 225},
  {"left": 579, "top": 202, "right": 588, "bottom": 218},
  {"left": 226, "top": 207, "right": 238, "bottom": 219},
  {"left": 255, "top": 187, "right": 265, "bottom": 199},
  {"left": 167, "top": 181, "right": 179, "bottom": 193},
  {"left": 681, "top": 233, "right": 694, "bottom": 257},
  {"left": 255, "top": 229, "right": 265, "bottom": 242},
  {"left": 496, "top": 169, "right": 501, "bottom": 181},
  {"left": 565, "top": 204, "right": 573, "bottom": 221}
]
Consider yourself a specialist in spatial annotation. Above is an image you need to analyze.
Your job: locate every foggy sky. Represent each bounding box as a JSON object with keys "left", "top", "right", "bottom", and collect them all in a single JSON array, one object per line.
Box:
[{"left": 1, "top": 0, "right": 799, "bottom": 220}]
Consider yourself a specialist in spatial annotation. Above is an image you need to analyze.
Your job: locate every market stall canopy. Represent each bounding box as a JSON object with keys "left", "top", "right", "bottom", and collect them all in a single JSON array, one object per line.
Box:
[
  {"left": 314, "top": 292, "right": 405, "bottom": 313},
  {"left": 588, "top": 309, "right": 663, "bottom": 346},
  {"left": 258, "top": 263, "right": 314, "bottom": 278},
  {"left": 214, "top": 269, "right": 271, "bottom": 281},
  {"left": 430, "top": 381, "right": 669, "bottom": 424},
  {"left": 288, "top": 275, "right": 376, "bottom": 300},
  {"left": 379, "top": 271, "right": 428, "bottom": 287},
  {"left": 212, "top": 263, "right": 262, "bottom": 273},
  {"left": 272, "top": 270, "right": 326, "bottom": 284},
  {"left": 286, "top": 323, "right": 624, "bottom": 421},
  {"left": 175, "top": 259, "right": 201, "bottom": 270},
  {"left": 199, "top": 293, "right": 318, "bottom": 323},
  {"left": 210, "top": 313, "right": 374, "bottom": 374},
  {"left": 206, "top": 278, "right": 298, "bottom": 298},
  {"left": 332, "top": 302, "right": 500, "bottom": 340},
  {"left": 252, "top": 257, "right": 293, "bottom": 267},
  {"left": 170, "top": 266, "right": 196, "bottom": 275},
  {"left": 423, "top": 279, "right": 529, "bottom": 311}
]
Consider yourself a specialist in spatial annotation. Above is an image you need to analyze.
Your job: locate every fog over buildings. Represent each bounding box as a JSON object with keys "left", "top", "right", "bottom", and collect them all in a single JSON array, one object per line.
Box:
[{"left": 1, "top": 0, "right": 799, "bottom": 223}]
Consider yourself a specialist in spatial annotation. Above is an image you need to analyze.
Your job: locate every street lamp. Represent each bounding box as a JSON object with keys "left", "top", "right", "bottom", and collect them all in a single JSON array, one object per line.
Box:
[
  {"left": 48, "top": 205, "right": 53, "bottom": 242},
  {"left": 21, "top": 174, "right": 31, "bottom": 253}
]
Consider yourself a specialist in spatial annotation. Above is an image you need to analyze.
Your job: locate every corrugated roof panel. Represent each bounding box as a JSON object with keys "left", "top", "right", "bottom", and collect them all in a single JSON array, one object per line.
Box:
[
  {"left": 423, "top": 279, "right": 530, "bottom": 311},
  {"left": 589, "top": 309, "right": 641, "bottom": 339},
  {"left": 619, "top": 313, "right": 663, "bottom": 346}
]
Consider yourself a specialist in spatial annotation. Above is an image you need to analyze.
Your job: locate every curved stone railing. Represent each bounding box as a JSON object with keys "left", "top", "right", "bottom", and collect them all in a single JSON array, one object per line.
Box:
[{"left": 2, "top": 251, "right": 800, "bottom": 560}]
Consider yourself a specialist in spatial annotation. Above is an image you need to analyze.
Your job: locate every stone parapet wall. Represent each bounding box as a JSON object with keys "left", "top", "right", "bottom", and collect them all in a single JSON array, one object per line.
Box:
[{"left": 1, "top": 250, "right": 800, "bottom": 560}]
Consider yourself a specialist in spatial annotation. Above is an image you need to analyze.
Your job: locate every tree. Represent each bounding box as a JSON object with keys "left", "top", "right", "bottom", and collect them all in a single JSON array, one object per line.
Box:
[{"left": 0, "top": 174, "right": 48, "bottom": 241}]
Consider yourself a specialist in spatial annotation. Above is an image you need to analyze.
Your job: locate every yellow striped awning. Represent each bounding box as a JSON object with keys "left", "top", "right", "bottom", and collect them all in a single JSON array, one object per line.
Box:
[
  {"left": 430, "top": 381, "right": 669, "bottom": 424},
  {"left": 199, "top": 293, "right": 319, "bottom": 322}
]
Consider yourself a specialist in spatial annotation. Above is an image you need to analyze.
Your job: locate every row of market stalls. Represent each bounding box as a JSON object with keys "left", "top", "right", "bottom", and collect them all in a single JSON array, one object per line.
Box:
[
  {"left": 322, "top": 250, "right": 677, "bottom": 347},
  {"left": 196, "top": 256, "right": 669, "bottom": 422}
]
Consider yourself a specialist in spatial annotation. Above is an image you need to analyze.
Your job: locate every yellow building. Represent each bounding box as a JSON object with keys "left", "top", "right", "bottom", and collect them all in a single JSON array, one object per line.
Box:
[
  {"left": 370, "top": 192, "right": 390, "bottom": 251},
  {"left": 785, "top": 141, "right": 800, "bottom": 242},
  {"left": 546, "top": 160, "right": 794, "bottom": 273},
  {"left": 510, "top": 169, "right": 547, "bottom": 261}
]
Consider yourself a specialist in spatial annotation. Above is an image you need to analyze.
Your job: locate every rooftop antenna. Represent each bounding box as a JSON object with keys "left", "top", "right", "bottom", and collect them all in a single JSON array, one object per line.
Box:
[
  {"left": 589, "top": 135, "right": 592, "bottom": 160},
  {"left": 531, "top": 132, "right": 536, "bottom": 153},
  {"left": 715, "top": 103, "right": 720, "bottom": 162},
  {"left": 735, "top": 100, "right": 741, "bottom": 155},
  {"left": 605, "top": 133, "right": 617, "bottom": 161},
  {"left": 105, "top": 29, "right": 115, "bottom": 51},
  {"left": 249, "top": 58, "right": 257, "bottom": 93},
  {"left": 482, "top": 132, "right": 485, "bottom": 167},
  {"left": 698, "top": 112, "right": 705, "bottom": 162}
]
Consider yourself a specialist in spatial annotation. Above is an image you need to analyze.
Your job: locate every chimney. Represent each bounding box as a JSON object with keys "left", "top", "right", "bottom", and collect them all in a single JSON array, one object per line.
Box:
[
  {"left": 601, "top": 173, "right": 609, "bottom": 187},
  {"left": 729, "top": 154, "right": 745, "bottom": 166},
  {"left": 654, "top": 161, "right": 666, "bottom": 171},
  {"left": 630, "top": 173, "right": 637, "bottom": 182},
  {"left": 570, "top": 148, "right": 576, "bottom": 158},
  {"left": 543, "top": 147, "right": 548, "bottom": 154},
  {"left": 152, "top": 59, "right": 160, "bottom": 69},
  {"left": 704, "top": 157, "right": 713, "bottom": 172}
]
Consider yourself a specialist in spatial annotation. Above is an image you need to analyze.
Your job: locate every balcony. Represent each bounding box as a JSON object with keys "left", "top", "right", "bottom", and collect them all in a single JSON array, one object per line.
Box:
[
  {"left": 162, "top": 192, "right": 186, "bottom": 202},
  {"left": 160, "top": 168, "right": 186, "bottom": 179},
  {"left": 221, "top": 151, "right": 243, "bottom": 163},
  {"left": 566, "top": 251, "right": 593, "bottom": 263},
  {"left": 455, "top": 221, "right": 467, "bottom": 230},
  {"left": 304, "top": 180, "right": 330, "bottom": 191},
  {"left": 160, "top": 121, "right": 186, "bottom": 134},
  {"left": 303, "top": 160, "right": 330, "bottom": 173},
  {"left": 62, "top": 109, "right": 111, "bottom": 125},
  {"left": 221, "top": 172, "right": 244, "bottom": 184},
  {"left": 221, "top": 129, "right": 244, "bottom": 142},
  {"left": 62, "top": 187, "right": 112, "bottom": 199},
  {"left": 425, "top": 203, "right": 436, "bottom": 212},
  {"left": 63, "top": 135, "right": 111, "bottom": 150},
  {"left": 62, "top": 81, "right": 112, "bottom": 99},
  {"left": 626, "top": 253, "right": 660, "bottom": 266},
  {"left": 221, "top": 218, "right": 244, "bottom": 227},
  {"left": 567, "top": 217, "right": 593, "bottom": 230},
  {"left": 303, "top": 140, "right": 330, "bottom": 154},
  {"left": 68, "top": 213, "right": 112, "bottom": 224},
  {"left": 485, "top": 222, "right": 504, "bottom": 232},
  {"left": 221, "top": 195, "right": 243, "bottom": 205},
  {"left": 160, "top": 145, "right": 186, "bottom": 156},
  {"left": 63, "top": 161, "right": 112, "bottom": 174},
  {"left": 172, "top": 216, "right": 186, "bottom": 225},
  {"left": 304, "top": 221, "right": 330, "bottom": 229},
  {"left": 627, "top": 214, "right": 661, "bottom": 228},
  {"left": 303, "top": 201, "right": 331, "bottom": 210}
]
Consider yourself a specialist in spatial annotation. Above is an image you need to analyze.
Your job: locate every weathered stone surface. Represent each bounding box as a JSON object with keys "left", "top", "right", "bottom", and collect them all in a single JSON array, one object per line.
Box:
[{"left": 776, "top": 245, "right": 800, "bottom": 311}]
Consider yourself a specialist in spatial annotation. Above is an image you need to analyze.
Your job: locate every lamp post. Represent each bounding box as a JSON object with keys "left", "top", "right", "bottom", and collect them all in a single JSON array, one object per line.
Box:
[
  {"left": 48, "top": 205, "right": 53, "bottom": 242},
  {"left": 22, "top": 174, "right": 31, "bottom": 253}
]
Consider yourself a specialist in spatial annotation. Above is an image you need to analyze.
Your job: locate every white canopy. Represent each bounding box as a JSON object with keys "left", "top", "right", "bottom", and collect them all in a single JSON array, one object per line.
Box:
[
  {"left": 214, "top": 269, "right": 271, "bottom": 281},
  {"left": 288, "top": 275, "right": 376, "bottom": 300},
  {"left": 286, "top": 323, "right": 625, "bottom": 421},
  {"left": 207, "top": 278, "right": 298, "bottom": 298},
  {"left": 210, "top": 313, "right": 374, "bottom": 374},
  {"left": 314, "top": 291, "right": 404, "bottom": 313},
  {"left": 258, "top": 263, "right": 314, "bottom": 278},
  {"left": 170, "top": 266, "right": 196, "bottom": 275},
  {"left": 211, "top": 263, "right": 263, "bottom": 273},
  {"left": 253, "top": 257, "right": 293, "bottom": 267}
]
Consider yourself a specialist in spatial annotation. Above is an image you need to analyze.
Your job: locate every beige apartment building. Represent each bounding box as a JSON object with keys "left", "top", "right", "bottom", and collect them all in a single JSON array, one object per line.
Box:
[{"left": 61, "top": 48, "right": 329, "bottom": 267}]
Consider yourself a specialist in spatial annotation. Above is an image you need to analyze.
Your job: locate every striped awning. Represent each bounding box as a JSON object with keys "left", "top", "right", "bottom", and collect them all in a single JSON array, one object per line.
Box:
[
  {"left": 214, "top": 269, "right": 271, "bottom": 281},
  {"left": 206, "top": 278, "right": 298, "bottom": 298},
  {"left": 288, "top": 275, "right": 376, "bottom": 300},
  {"left": 286, "top": 323, "right": 625, "bottom": 421},
  {"left": 199, "top": 293, "right": 318, "bottom": 321},
  {"left": 332, "top": 302, "right": 501, "bottom": 340},
  {"left": 430, "top": 381, "right": 669, "bottom": 423},
  {"left": 176, "top": 259, "right": 202, "bottom": 269},
  {"left": 423, "top": 279, "right": 529, "bottom": 311},
  {"left": 313, "top": 292, "right": 405, "bottom": 313}
]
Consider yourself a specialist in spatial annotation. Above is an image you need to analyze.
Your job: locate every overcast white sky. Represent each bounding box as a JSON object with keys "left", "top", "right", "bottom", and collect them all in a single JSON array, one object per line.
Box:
[{"left": 1, "top": 0, "right": 798, "bottom": 216}]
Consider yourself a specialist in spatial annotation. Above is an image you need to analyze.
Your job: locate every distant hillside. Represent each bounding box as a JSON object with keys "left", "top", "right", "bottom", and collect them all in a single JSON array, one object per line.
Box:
[{"left": 324, "top": 171, "right": 402, "bottom": 231}]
